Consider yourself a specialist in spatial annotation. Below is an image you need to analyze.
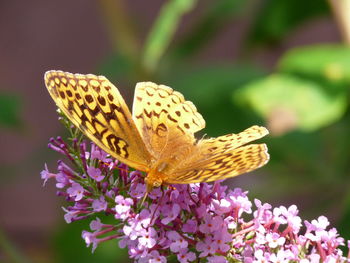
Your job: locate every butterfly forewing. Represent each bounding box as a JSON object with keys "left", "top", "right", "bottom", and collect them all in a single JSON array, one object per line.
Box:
[
  {"left": 44, "top": 70, "right": 153, "bottom": 171},
  {"left": 132, "top": 82, "right": 205, "bottom": 159}
]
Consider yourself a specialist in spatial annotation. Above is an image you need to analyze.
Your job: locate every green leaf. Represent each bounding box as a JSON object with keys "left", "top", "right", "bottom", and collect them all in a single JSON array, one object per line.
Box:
[
  {"left": 0, "top": 93, "right": 22, "bottom": 129},
  {"left": 235, "top": 74, "right": 347, "bottom": 131},
  {"left": 142, "top": 0, "right": 198, "bottom": 72},
  {"left": 279, "top": 44, "right": 350, "bottom": 85},
  {"left": 246, "top": 0, "right": 329, "bottom": 46}
]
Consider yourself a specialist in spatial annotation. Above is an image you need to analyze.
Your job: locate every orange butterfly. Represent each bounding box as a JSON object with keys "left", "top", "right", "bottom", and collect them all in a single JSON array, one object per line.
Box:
[{"left": 45, "top": 70, "right": 269, "bottom": 192}]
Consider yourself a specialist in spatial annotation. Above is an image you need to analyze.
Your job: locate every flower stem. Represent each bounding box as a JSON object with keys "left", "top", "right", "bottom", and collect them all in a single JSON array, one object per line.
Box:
[{"left": 0, "top": 227, "right": 29, "bottom": 263}]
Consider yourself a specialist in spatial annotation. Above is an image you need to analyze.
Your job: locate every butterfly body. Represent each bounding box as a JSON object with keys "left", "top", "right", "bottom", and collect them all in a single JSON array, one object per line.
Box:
[{"left": 45, "top": 70, "right": 269, "bottom": 191}]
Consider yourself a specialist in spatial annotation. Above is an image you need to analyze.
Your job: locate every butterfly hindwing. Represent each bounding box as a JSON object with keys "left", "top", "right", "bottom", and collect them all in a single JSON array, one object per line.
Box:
[
  {"left": 45, "top": 70, "right": 153, "bottom": 171},
  {"left": 167, "top": 126, "right": 269, "bottom": 184}
]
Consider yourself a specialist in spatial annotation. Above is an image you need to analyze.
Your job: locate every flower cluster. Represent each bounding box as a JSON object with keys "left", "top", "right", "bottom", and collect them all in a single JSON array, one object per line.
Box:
[{"left": 41, "top": 134, "right": 350, "bottom": 262}]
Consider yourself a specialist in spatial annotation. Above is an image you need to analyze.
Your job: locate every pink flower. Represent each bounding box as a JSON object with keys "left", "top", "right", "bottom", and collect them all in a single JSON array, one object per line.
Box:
[
  {"left": 228, "top": 188, "right": 252, "bottom": 215},
  {"left": 306, "top": 216, "right": 330, "bottom": 232},
  {"left": 138, "top": 227, "right": 157, "bottom": 248},
  {"left": 273, "top": 205, "right": 301, "bottom": 232},
  {"left": 147, "top": 250, "right": 166, "bottom": 263},
  {"left": 269, "top": 249, "right": 295, "bottom": 263},
  {"left": 254, "top": 199, "right": 272, "bottom": 223},
  {"left": 212, "top": 198, "right": 232, "bottom": 215},
  {"left": 253, "top": 249, "right": 269, "bottom": 263},
  {"left": 115, "top": 195, "right": 133, "bottom": 219},
  {"left": 266, "top": 233, "right": 286, "bottom": 248},
  {"left": 224, "top": 216, "right": 237, "bottom": 229}
]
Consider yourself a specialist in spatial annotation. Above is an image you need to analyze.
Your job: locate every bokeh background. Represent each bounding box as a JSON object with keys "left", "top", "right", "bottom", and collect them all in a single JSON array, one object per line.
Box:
[{"left": 1, "top": 0, "right": 350, "bottom": 262}]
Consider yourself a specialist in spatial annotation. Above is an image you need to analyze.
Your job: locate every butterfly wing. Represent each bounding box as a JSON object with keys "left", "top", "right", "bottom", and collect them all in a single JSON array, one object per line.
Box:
[
  {"left": 166, "top": 126, "right": 269, "bottom": 184},
  {"left": 44, "top": 70, "right": 153, "bottom": 171},
  {"left": 132, "top": 82, "right": 205, "bottom": 158}
]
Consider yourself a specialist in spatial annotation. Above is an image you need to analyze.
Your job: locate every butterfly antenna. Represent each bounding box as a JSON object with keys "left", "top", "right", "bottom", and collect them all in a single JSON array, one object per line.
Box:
[{"left": 139, "top": 182, "right": 153, "bottom": 207}]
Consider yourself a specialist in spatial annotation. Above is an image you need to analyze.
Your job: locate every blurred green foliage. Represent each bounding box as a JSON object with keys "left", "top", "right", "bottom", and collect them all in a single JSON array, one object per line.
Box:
[
  {"left": 0, "top": 93, "right": 22, "bottom": 129},
  {"left": 53, "top": 216, "right": 129, "bottom": 263},
  {"left": 246, "top": 0, "right": 329, "bottom": 46},
  {"left": 237, "top": 73, "right": 347, "bottom": 131}
]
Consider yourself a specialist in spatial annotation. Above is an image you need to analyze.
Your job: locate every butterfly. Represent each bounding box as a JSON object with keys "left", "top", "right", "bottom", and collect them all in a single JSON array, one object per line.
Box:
[{"left": 44, "top": 70, "right": 269, "bottom": 192}]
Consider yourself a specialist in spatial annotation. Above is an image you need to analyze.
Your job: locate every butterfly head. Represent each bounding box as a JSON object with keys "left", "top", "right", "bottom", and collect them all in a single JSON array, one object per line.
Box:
[{"left": 145, "top": 167, "right": 166, "bottom": 192}]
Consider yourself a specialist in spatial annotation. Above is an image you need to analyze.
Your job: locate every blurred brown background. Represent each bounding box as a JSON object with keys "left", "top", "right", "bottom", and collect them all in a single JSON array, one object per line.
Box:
[{"left": 0, "top": 0, "right": 347, "bottom": 262}]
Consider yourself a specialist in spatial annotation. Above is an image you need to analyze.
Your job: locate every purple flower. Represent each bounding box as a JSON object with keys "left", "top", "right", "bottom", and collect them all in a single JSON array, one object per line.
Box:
[
  {"left": 167, "top": 231, "right": 188, "bottom": 253},
  {"left": 130, "top": 182, "right": 146, "bottom": 198},
  {"left": 82, "top": 231, "right": 98, "bottom": 252},
  {"left": 55, "top": 172, "right": 70, "bottom": 188},
  {"left": 40, "top": 164, "right": 56, "bottom": 185},
  {"left": 199, "top": 214, "right": 223, "bottom": 233},
  {"left": 90, "top": 218, "right": 103, "bottom": 231},
  {"left": 177, "top": 249, "right": 196, "bottom": 263},
  {"left": 87, "top": 166, "right": 104, "bottom": 182},
  {"left": 213, "top": 229, "right": 231, "bottom": 252},
  {"left": 196, "top": 236, "right": 218, "bottom": 257},
  {"left": 42, "top": 136, "right": 350, "bottom": 263},
  {"left": 182, "top": 219, "right": 197, "bottom": 233},
  {"left": 92, "top": 196, "right": 107, "bottom": 212},
  {"left": 67, "top": 182, "right": 84, "bottom": 201},
  {"left": 207, "top": 255, "right": 227, "bottom": 263},
  {"left": 161, "top": 204, "right": 181, "bottom": 224},
  {"left": 90, "top": 143, "right": 109, "bottom": 161},
  {"left": 63, "top": 208, "right": 80, "bottom": 223}
]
